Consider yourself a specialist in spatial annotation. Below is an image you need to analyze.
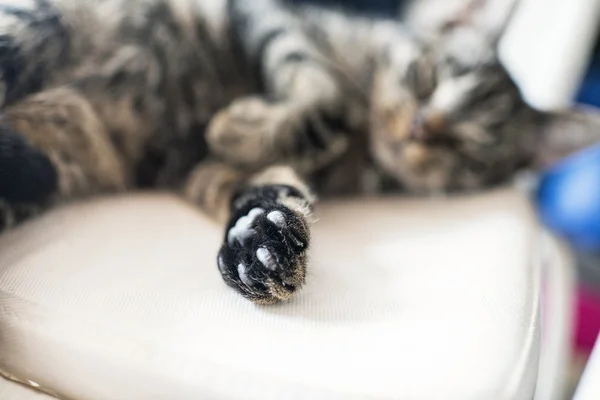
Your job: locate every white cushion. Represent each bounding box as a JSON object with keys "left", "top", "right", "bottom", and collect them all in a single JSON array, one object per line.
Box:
[
  {"left": 0, "top": 191, "right": 541, "bottom": 400},
  {"left": 0, "top": 376, "right": 56, "bottom": 400}
]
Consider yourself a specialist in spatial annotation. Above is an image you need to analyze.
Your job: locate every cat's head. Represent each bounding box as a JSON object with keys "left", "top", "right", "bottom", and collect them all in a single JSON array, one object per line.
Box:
[
  {"left": 369, "top": 3, "right": 600, "bottom": 194},
  {"left": 370, "top": 28, "right": 533, "bottom": 193}
]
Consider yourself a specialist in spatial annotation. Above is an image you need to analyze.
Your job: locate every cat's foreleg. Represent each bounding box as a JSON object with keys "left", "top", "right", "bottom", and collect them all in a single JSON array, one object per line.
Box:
[
  {"left": 207, "top": 0, "right": 351, "bottom": 171},
  {"left": 184, "top": 162, "right": 314, "bottom": 304}
]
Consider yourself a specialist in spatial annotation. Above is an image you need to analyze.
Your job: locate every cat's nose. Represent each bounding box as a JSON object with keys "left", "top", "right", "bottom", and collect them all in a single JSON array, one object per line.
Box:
[
  {"left": 423, "top": 111, "right": 447, "bottom": 135},
  {"left": 411, "top": 110, "right": 448, "bottom": 141}
]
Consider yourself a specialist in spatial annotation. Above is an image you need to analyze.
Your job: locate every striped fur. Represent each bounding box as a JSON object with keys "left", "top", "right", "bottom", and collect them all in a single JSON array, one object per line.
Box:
[{"left": 1, "top": 0, "right": 599, "bottom": 303}]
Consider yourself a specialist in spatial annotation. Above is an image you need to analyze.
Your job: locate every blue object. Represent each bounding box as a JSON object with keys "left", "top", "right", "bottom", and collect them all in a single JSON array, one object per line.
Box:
[
  {"left": 576, "top": 37, "right": 600, "bottom": 108},
  {"left": 537, "top": 144, "right": 600, "bottom": 250}
]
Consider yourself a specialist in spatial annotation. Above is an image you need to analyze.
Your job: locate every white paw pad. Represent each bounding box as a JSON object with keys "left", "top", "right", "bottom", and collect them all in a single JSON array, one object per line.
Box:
[
  {"left": 217, "top": 255, "right": 227, "bottom": 274},
  {"left": 267, "top": 210, "right": 286, "bottom": 228},
  {"left": 237, "top": 263, "right": 253, "bottom": 287},
  {"left": 227, "top": 208, "right": 264, "bottom": 246},
  {"left": 256, "top": 247, "right": 278, "bottom": 271}
]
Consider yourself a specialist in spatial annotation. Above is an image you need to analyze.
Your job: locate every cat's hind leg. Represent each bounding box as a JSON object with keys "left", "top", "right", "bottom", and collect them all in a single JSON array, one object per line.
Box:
[
  {"left": 0, "top": 35, "right": 168, "bottom": 229},
  {"left": 0, "top": 86, "right": 129, "bottom": 230},
  {"left": 184, "top": 162, "right": 314, "bottom": 304}
]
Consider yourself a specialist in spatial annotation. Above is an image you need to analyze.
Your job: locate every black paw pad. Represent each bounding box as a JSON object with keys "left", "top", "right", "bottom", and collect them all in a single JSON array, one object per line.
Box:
[{"left": 0, "top": 124, "right": 57, "bottom": 203}]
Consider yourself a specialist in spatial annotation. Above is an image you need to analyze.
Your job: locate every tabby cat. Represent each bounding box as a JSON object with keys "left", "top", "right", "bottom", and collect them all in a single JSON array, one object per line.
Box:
[{"left": 0, "top": 0, "right": 597, "bottom": 304}]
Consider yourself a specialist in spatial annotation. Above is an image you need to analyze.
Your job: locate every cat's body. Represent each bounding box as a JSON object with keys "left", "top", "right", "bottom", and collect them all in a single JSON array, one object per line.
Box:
[{"left": 0, "top": 0, "right": 598, "bottom": 304}]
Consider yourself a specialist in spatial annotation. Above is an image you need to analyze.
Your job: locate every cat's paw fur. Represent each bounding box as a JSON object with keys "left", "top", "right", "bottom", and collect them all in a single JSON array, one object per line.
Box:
[
  {"left": 207, "top": 96, "right": 303, "bottom": 167},
  {"left": 217, "top": 202, "right": 310, "bottom": 305}
]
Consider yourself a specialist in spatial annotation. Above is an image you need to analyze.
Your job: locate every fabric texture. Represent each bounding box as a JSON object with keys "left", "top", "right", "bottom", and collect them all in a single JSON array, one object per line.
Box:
[{"left": 0, "top": 191, "right": 542, "bottom": 400}]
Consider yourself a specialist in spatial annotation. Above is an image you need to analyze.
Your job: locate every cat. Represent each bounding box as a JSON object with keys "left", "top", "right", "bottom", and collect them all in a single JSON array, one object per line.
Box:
[{"left": 0, "top": 0, "right": 597, "bottom": 304}]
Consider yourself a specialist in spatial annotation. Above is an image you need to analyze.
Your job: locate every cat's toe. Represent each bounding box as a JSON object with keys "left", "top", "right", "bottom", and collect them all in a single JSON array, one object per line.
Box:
[{"left": 217, "top": 205, "right": 309, "bottom": 304}]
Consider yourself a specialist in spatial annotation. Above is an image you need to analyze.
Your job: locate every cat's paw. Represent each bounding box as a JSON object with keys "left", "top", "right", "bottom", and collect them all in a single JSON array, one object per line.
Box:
[
  {"left": 207, "top": 96, "right": 303, "bottom": 167},
  {"left": 0, "top": 124, "right": 57, "bottom": 204},
  {"left": 217, "top": 203, "right": 310, "bottom": 304}
]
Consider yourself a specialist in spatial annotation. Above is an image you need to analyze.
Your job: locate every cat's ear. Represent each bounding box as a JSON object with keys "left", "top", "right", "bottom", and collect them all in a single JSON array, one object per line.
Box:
[{"left": 528, "top": 106, "right": 600, "bottom": 170}]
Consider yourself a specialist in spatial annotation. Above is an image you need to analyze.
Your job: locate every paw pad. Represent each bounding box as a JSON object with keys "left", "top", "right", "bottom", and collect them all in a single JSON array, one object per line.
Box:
[
  {"left": 256, "top": 247, "right": 278, "bottom": 271},
  {"left": 217, "top": 203, "right": 310, "bottom": 304},
  {"left": 267, "top": 210, "right": 286, "bottom": 228},
  {"left": 237, "top": 263, "right": 253, "bottom": 287},
  {"left": 227, "top": 207, "right": 264, "bottom": 246}
]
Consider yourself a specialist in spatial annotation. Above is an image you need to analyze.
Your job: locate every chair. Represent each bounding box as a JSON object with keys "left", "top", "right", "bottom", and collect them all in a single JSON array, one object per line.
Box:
[{"left": 0, "top": 190, "right": 574, "bottom": 399}]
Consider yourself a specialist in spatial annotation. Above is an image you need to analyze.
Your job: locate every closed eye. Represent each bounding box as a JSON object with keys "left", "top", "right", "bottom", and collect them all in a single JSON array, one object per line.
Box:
[
  {"left": 403, "top": 59, "right": 437, "bottom": 100},
  {"left": 445, "top": 57, "right": 471, "bottom": 77}
]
